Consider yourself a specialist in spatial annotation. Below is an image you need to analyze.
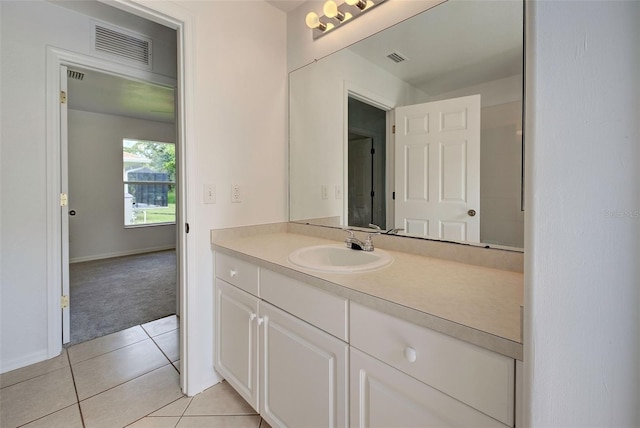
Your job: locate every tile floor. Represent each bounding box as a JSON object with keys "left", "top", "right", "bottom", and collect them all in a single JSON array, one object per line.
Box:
[{"left": 0, "top": 316, "right": 270, "bottom": 428}]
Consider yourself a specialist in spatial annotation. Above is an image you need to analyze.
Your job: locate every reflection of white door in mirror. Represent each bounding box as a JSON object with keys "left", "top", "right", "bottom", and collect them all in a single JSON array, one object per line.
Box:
[{"left": 395, "top": 94, "right": 481, "bottom": 243}]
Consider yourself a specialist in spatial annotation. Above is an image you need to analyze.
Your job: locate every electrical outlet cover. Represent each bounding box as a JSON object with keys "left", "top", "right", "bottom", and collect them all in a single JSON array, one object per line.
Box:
[{"left": 231, "top": 184, "right": 242, "bottom": 203}]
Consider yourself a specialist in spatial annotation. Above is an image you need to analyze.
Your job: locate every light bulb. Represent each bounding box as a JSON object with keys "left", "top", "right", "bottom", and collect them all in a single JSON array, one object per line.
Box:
[
  {"left": 324, "top": 0, "right": 346, "bottom": 22},
  {"left": 323, "top": 1, "right": 338, "bottom": 18},
  {"left": 305, "top": 12, "right": 320, "bottom": 29},
  {"left": 306, "top": 11, "right": 328, "bottom": 31}
]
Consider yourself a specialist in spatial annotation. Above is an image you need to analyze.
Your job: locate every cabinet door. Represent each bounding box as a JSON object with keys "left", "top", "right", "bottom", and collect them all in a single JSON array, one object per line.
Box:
[
  {"left": 215, "top": 279, "right": 259, "bottom": 411},
  {"left": 260, "top": 301, "right": 348, "bottom": 428},
  {"left": 350, "top": 347, "right": 508, "bottom": 428}
]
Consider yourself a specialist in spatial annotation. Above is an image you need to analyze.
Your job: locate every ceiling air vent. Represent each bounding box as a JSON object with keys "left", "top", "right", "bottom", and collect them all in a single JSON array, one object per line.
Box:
[
  {"left": 387, "top": 51, "right": 408, "bottom": 64},
  {"left": 67, "top": 70, "right": 85, "bottom": 81},
  {"left": 92, "top": 21, "right": 152, "bottom": 69}
]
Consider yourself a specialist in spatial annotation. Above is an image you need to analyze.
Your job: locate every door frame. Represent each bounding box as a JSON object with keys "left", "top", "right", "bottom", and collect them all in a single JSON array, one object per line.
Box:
[
  {"left": 342, "top": 82, "right": 395, "bottom": 228},
  {"left": 45, "top": 0, "right": 197, "bottom": 394}
]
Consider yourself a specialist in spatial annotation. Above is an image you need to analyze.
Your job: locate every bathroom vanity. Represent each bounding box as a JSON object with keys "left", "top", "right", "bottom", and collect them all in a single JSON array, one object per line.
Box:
[{"left": 212, "top": 227, "right": 523, "bottom": 427}]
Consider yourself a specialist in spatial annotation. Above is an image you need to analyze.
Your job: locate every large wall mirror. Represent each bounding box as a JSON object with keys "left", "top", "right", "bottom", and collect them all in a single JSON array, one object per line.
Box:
[{"left": 289, "top": 0, "right": 524, "bottom": 250}]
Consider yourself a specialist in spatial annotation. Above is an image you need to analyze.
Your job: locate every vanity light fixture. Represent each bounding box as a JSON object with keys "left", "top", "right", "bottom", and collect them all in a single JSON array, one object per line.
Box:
[{"left": 306, "top": 0, "right": 386, "bottom": 40}]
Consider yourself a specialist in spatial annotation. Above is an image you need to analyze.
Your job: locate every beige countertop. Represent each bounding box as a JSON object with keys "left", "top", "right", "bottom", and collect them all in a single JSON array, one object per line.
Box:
[{"left": 212, "top": 231, "right": 524, "bottom": 360}]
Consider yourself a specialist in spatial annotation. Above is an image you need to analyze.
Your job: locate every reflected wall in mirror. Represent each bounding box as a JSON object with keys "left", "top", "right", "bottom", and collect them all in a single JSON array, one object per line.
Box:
[{"left": 290, "top": 0, "right": 524, "bottom": 249}]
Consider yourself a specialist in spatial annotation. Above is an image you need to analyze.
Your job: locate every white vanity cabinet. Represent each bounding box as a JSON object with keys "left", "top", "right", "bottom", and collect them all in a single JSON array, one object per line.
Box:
[
  {"left": 259, "top": 301, "right": 348, "bottom": 427},
  {"left": 214, "top": 250, "right": 520, "bottom": 428},
  {"left": 214, "top": 252, "right": 349, "bottom": 428},
  {"left": 350, "top": 303, "right": 515, "bottom": 427},
  {"left": 214, "top": 261, "right": 260, "bottom": 410}
]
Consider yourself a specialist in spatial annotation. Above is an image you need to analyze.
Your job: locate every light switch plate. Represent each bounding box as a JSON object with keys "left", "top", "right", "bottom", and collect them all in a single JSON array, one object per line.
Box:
[
  {"left": 321, "top": 185, "right": 328, "bottom": 200},
  {"left": 204, "top": 184, "right": 216, "bottom": 204}
]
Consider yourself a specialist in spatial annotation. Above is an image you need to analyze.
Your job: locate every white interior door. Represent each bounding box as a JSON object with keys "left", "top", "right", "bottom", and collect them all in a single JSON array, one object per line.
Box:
[
  {"left": 394, "top": 94, "right": 481, "bottom": 242},
  {"left": 60, "top": 65, "right": 70, "bottom": 344}
]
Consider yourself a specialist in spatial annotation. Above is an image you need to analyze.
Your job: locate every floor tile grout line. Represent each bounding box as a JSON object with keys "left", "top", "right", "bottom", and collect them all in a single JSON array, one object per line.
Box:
[
  {"left": 66, "top": 347, "right": 87, "bottom": 428},
  {"left": 148, "top": 334, "right": 178, "bottom": 366},
  {"left": 77, "top": 362, "right": 176, "bottom": 403},
  {"left": 127, "top": 395, "right": 190, "bottom": 427},
  {"left": 14, "top": 403, "right": 80, "bottom": 428},
  {"left": 66, "top": 333, "right": 153, "bottom": 366},
  {"left": 176, "top": 389, "right": 196, "bottom": 425},
  {"left": 0, "top": 352, "right": 70, "bottom": 390}
]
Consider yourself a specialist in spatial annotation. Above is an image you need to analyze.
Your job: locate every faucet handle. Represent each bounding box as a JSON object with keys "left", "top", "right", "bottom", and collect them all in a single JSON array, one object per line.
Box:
[
  {"left": 368, "top": 223, "right": 382, "bottom": 232},
  {"left": 343, "top": 228, "right": 356, "bottom": 239},
  {"left": 363, "top": 234, "right": 375, "bottom": 251}
]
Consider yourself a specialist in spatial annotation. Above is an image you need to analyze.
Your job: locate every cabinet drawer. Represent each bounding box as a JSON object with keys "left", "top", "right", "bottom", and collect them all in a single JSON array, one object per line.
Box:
[
  {"left": 350, "top": 303, "right": 514, "bottom": 426},
  {"left": 261, "top": 269, "right": 348, "bottom": 341},
  {"left": 351, "top": 347, "right": 508, "bottom": 428},
  {"left": 215, "top": 252, "right": 260, "bottom": 296}
]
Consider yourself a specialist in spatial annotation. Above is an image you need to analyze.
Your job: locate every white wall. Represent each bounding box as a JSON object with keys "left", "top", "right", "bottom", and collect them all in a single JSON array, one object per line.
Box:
[
  {"left": 289, "top": 48, "right": 426, "bottom": 223},
  {"left": 164, "top": 0, "right": 288, "bottom": 393},
  {"left": 525, "top": 1, "right": 640, "bottom": 426},
  {"left": 0, "top": 0, "right": 175, "bottom": 372},
  {"left": 0, "top": 0, "right": 287, "bottom": 385},
  {"left": 68, "top": 110, "right": 176, "bottom": 262}
]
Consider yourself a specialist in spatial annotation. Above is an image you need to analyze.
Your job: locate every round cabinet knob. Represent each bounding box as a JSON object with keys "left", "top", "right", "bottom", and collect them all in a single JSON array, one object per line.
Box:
[
  {"left": 257, "top": 317, "right": 264, "bottom": 326},
  {"left": 404, "top": 346, "right": 417, "bottom": 363},
  {"left": 467, "top": 209, "right": 477, "bottom": 217},
  {"left": 249, "top": 313, "right": 257, "bottom": 321},
  {"left": 230, "top": 269, "right": 237, "bottom": 277}
]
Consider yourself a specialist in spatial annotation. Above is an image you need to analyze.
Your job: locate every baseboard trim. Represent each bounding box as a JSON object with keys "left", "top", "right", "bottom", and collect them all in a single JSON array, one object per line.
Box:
[
  {"left": 1, "top": 349, "right": 51, "bottom": 374},
  {"left": 69, "top": 246, "right": 176, "bottom": 264}
]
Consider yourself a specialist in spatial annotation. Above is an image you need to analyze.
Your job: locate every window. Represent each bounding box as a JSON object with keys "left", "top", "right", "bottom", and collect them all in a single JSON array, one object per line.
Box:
[{"left": 123, "top": 139, "right": 176, "bottom": 227}]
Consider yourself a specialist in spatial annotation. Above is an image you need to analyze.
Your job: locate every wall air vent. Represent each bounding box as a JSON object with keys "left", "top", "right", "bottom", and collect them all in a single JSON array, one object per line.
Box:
[
  {"left": 387, "top": 51, "right": 408, "bottom": 64},
  {"left": 67, "top": 70, "right": 85, "bottom": 81},
  {"left": 92, "top": 21, "right": 152, "bottom": 70}
]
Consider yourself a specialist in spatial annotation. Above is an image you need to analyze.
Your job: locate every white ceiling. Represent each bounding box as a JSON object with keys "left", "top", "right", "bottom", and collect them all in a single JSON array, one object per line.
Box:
[
  {"left": 67, "top": 67, "right": 176, "bottom": 124},
  {"left": 265, "top": 0, "right": 306, "bottom": 13},
  {"left": 348, "top": 0, "right": 523, "bottom": 96}
]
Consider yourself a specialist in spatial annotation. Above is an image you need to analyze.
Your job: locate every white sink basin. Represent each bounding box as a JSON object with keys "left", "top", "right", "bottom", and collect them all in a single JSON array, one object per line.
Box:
[{"left": 288, "top": 244, "right": 393, "bottom": 273}]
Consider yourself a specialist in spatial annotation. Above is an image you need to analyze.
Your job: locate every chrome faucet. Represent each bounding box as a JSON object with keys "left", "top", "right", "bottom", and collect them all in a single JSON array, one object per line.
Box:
[{"left": 344, "top": 229, "right": 365, "bottom": 250}]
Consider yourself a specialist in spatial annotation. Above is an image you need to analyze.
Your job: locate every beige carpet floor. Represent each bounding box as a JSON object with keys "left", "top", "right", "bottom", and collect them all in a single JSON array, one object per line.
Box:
[{"left": 69, "top": 250, "right": 177, "bottom": 345}]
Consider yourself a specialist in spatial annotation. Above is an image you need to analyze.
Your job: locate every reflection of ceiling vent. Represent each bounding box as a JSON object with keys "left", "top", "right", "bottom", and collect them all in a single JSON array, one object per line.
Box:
[
  {"left": 387, "top": 51, "right": 408, "bottom": 63},
  {"left": 92, "top": 21, "right": 152, "bottom": 69},
  {"left": 67, "top": 70, "right": 85, "bottom": 81}
]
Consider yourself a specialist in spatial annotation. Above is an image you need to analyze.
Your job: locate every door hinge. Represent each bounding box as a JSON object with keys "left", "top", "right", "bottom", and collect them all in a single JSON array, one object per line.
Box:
[
  {"left": 392, "top": 125, "right": 396, "bottom": 134},
  {"left": 61, "top": 295, "right": 69, "bottom": 309},
  {"left": 60, "top": 91, "right": 67, "bottom": 104},
  {"left": 185, "top": 223, "right": 190, "bottom": 234},
  {"left": 60, "top": 193, "right": 68, "bottom": 207}
]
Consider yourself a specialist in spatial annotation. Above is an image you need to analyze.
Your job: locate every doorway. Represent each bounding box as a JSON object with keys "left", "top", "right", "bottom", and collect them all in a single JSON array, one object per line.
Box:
[
  {"left": 347, "top": 97, "right": 387, "bottom": 229},
  {"left": 64, "top": 66, "right": 178, "bottom": 345},
  {"left": 47, "top": 0, "right": 202, "bottom": 395}
]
